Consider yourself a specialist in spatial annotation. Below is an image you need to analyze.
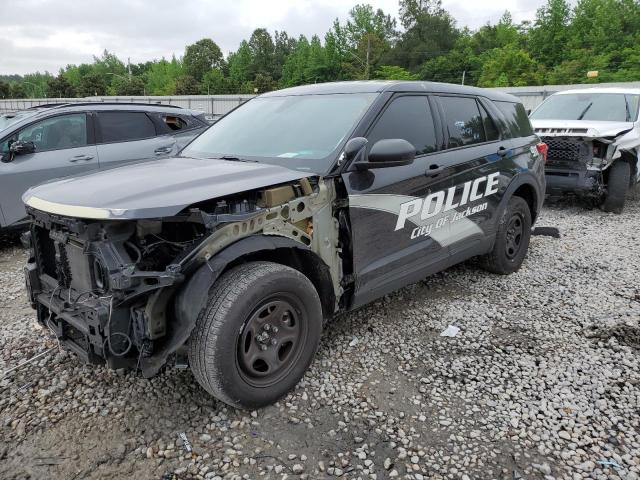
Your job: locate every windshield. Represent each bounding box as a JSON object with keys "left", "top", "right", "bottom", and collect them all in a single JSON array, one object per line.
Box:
[
  {"left": 530, "top": 93, "right": 640, "bottom": 122},
  {"left": 0, "top": 111, "right": 37, "bottom": 132},
  {"left": 182, "top": 93, "right": 378, "bottom": 173}
]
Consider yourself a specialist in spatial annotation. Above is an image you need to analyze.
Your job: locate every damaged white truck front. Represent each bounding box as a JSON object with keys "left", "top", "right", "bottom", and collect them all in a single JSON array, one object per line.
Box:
[{"left": 530, "top": 88, "right": 640, "bottom": 213}]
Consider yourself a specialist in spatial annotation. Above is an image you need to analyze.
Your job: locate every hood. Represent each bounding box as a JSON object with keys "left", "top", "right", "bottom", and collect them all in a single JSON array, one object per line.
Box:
[
  {"left": 531, "top": 119, "right": 634, "bottom": 138},
  {"left": 23, "top": 156, "right": 313, "bottom": 220}
]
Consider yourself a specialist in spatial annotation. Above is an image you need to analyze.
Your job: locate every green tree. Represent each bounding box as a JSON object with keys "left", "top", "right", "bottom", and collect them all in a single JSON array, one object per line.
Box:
[
  {"left": 375, "top": 65, "right": 419, "bottom": 80},
  {"left": 248, "top": 28, "right": 276, "bottom": 78},
  {"left": 392, "top": 0, "right": 459, "bottom": 71},
  {"left": 228, "top": 41, "right": 253, "bottom": 91},
  {"left": 273, "top": 31, "right": 297, "bottom": 80},
  {"left": 529, "top": 0, "right": 571, "bottom": 67},
  {"left": 0, "top": 81, "right": 9, "bottom": 99},
  {"left": 9, "top": 83, "right": 26, "bottom": 98},
  {"left": 77, "top": 73, "right": 107, "bottom": 97},
  {"left": 111, "top": 76, "right": 146, "bottom": 95},
  {"left": 280, "top": 36, "right": 311, "bottom": 87},
  {"left": 174, "top": 74, "right": 200, "bottom": 95},
  {"left": 145, "top": 57, "right": 183, "bottom": 95},
  {"left": 201, "top": 68, "right": 228, "bottom": 94},
  {"left": 47, "top": 74, "right": 76, "bottom": 97},
  {"left": 478, "top": 45, "right": 544, "bottom": 86},
  {"left": 183, "top": 39, "right": 224, "bottom": 82}
]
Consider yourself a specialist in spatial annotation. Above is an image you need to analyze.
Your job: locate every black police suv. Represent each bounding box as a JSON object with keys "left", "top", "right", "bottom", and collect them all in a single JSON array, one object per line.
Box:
[{"left": 22, "top": 81, "right": 546, "bottom": 408}]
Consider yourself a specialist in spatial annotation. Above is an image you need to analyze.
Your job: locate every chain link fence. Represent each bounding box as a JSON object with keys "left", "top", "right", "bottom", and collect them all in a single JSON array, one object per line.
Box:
[{"left": 2, "top": 82, "right": 640, "bottom": 115}]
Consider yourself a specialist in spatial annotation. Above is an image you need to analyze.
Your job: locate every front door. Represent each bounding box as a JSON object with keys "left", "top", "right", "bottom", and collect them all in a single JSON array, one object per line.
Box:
[
  {"left": 0, "top": 113, "right": 98, "bottom": 226},
  {"left": 342, "top": 94, "right": 454, "bottom": 307}
]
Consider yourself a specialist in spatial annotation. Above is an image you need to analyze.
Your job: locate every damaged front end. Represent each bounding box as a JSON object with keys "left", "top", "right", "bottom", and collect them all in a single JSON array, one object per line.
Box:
[
  {"left": 23, "top": 176, "right": 341, "bottom": 377},
  {"left": 535, "top": 125, "right": 639, "bottom": 196}
]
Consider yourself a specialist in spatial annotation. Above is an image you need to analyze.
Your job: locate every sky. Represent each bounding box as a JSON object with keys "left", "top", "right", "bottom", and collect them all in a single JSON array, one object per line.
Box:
[{"left": 0, "top": 0, "right": 546, "bottom": 75}]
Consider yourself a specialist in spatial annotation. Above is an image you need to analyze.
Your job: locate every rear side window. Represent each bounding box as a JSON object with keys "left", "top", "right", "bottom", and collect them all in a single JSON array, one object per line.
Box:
[
  {"left": 98, "top": 112, "right": 156, "bottom": 143},
  {"left": 163, "top": 115, "right": 189, "bottom": 131},
  {"left": 438, "top": 96, "right": 486, "bottom": 148},
  {"left": 494, "top": 101, "right": 534, "bottom": 138},
  {"left": 367, "top": 96, "right": 437, "bottom": 156}
]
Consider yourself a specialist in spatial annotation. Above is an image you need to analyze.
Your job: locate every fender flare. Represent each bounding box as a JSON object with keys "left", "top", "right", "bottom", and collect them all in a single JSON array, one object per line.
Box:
[
  {"left": 496, "top": 171, "right": 544, "bottom": 225},
  {"left": 141, "top": 235, "right": 314, "bottom": 377},
  {"left": 176, "top": 235, "right": 313, "bottom": 327}
]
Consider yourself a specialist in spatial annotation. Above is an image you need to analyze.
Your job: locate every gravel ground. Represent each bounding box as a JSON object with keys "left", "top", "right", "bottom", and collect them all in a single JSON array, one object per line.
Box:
[{"left": 0, "top": 193, "right": 639, "bottom": 480}]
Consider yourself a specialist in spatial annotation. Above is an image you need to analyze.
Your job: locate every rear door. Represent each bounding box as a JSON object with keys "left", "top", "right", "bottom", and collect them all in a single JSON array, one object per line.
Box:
[
  {"left": 342, "top": 94, "right": 455, "bottom": 307},
  {"left": 150, "top": 112, "right": 208, "bottom": 150},
  {"left": 95, "top": 111, "right": 177, "bottom": 170},
  {"left": 431, "top": 95, "right": 510, "bottom": 257},
  {"left": 0, "top": 112, "right": 98, "bottom": 226}
]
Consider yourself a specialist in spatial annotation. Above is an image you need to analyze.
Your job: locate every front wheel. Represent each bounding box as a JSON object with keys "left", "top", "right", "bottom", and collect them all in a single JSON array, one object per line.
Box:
[
  {"left": 481, "top": 196, "right": 532, "bottom": 275},
  {"left": 188, "top": 261, "right": 323, "bottom": 409},
  {"left": 602, "top": 161, "right": 630, "bottom": 214}
]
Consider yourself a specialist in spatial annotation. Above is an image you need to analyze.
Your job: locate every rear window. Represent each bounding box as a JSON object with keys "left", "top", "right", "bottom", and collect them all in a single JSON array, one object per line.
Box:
[
  {"left": 438, "top": 96, "right": 486, "bottom": 148},
  {"left": 98, "top": 112, "right": 156, "bottom": 143},
  {"left": 494, "top": 101, "right": 534, "bottom": 138}
]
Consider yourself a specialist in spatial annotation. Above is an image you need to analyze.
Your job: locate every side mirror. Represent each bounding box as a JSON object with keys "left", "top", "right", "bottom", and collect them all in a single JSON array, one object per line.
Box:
[
  {"left": 10, "top": 140, "right": 36, "bottom": 156},
  {"left": 354, "top": 138, "right": 416, "bottom": 170},
  {"left": 343, "top": 137, "right": 368, "bottom": 163}
]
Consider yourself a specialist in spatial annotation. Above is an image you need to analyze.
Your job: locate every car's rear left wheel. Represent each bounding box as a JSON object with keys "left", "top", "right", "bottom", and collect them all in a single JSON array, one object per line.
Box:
[
  {"left": 480, "top": 195, "right": 532, "bottom": 275},
  {"left": 188, "top": 261, "right": 323, "bottom": 409}
]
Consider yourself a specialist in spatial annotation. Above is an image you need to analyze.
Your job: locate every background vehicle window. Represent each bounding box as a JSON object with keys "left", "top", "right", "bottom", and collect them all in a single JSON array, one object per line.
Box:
[
  {"left": 17, "top": 114, "right": 87, "bottom": 152},
  {"left": 162, "top": 115, "right": 189, "bottom": 130},
  {"left": 480, "top": 104, "right": 500, "bottom": 141},
  {"left": 367, "top": 96, "right": 437, "bottom": 156},
  {"left": 98, "top": 112, "right": 156, "bottom": 143},
  {"left": 439, "top": 96, "right": 485, "bottom": 148},
  {"left": 494, "top": 101, "right": 534, "bottom": 138}
]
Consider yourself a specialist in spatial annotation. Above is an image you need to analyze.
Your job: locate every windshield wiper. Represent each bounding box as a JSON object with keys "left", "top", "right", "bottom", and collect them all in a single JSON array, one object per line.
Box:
[
  {"left": 215, "top": 155, "right": 258, "bottom": 163},
  {"left": 577, "top": 102, "right": 593, "bottom": 120}
]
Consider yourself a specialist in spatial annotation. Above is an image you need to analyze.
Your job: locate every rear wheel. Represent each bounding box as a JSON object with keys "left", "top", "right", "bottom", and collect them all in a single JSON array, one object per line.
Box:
[
  {"left": 602, "top": 161, "right": 630, "bottom": 214},
  {"left": 481, "top": 196, "right": 532, "bottom": 275},
  {"left": 188, "top": 261, "right": 322, "bottom": 409}
]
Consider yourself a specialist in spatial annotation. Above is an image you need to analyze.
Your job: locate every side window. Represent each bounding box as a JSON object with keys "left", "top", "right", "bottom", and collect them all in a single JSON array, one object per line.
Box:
[
  {"left": 97, "top": 112, "right": 156, "bottom": 143},
  {"left": 494, "top": 101, "right": 534, "bottom": 138},
  {"left": 438, "top": 96, "right": 486, "bottom": 148},
  {"left": 17, "top": 114, "right": 87, "bottom": 152},
  {"left": 367, "top": 96, "right": 437, "bottom": 156},
  {"left": 480, "top": 104, "right": 500, "bottom": 141},
  {"left": 162, "top": 115, "right": 189, "bottom": 131}
]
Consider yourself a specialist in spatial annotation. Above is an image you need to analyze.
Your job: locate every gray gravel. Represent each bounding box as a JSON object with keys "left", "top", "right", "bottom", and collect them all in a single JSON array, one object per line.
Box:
[{"left": 1, "top": 193, "right": 639, "bottom": 480}]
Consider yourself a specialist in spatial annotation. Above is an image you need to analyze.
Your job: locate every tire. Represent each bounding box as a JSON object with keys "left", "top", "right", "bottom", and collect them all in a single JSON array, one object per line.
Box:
[
  {"left": 481, "top": 196, "right": 532, "bottom": 275},
  {"left": 602, "top": 161, "right": 630, "bottom": 214},
  {"left": 188, "top": 261, "right": 323, "bottom": 409}
]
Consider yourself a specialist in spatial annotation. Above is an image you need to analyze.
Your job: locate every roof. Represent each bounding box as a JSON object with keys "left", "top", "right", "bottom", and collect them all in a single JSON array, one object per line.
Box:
[
  {"left": 261, "top": 80, "right": 519, "bottom": 102},
  {"left": 553, "top": 87, "right": 640, "bottom": 95}
]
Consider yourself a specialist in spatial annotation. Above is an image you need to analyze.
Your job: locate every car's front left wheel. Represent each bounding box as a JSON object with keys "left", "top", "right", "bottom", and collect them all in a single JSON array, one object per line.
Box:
[{"left": 188, "top": 261, "right": 323, "bottom": 409}]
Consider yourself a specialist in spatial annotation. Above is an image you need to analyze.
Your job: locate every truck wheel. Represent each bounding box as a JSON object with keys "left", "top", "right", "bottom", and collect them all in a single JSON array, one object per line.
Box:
[
  {"left": 481, "top": 196, "right": 532, "bottom": 275},
  {"left": 188, "top": 261, "right": 322, "bottom": 409},
  {"left": 602, "top": 161, "right": 630, "bottom": 214}
]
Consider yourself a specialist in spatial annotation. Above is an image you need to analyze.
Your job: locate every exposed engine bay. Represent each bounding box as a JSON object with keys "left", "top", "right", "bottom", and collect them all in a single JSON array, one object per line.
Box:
[
  {"left": 535, "top": 127, "right": 640, "bottom": 197},
  {"left": 23, "top": 177, "right": 344, "bottom": 377}
]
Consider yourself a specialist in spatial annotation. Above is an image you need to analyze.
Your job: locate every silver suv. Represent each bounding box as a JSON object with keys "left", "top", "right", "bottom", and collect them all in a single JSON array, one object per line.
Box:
[{"left": 0, "top": 103, "right": 209, "bottom": 227}]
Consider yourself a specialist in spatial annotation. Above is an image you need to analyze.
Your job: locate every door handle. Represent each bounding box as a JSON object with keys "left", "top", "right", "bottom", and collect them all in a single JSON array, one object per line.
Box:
[
  {"left": 154, "top": 146, "right": 173, "bottom": 155},
  {"left": 68, "top": 154, "right": 94, "bottom": 162},
  {"left": 497, "top": 146, "right": 508, "bottom": 157},
  {"left": 426, "top": 163, "right": 446, "bottom": 177}
]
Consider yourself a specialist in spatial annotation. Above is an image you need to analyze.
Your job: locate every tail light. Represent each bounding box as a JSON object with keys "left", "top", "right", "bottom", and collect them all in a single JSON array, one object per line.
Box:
[{"left": 536, "top": 142, "right": 548, "bottom": 163}]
